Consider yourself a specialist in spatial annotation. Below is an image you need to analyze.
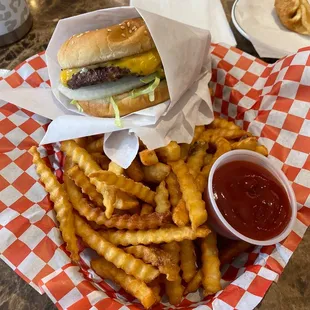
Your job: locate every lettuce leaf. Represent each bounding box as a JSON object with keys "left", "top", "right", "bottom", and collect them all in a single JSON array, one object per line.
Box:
[
  {"left": 110, "top": 96, "right": 122, "bottom": 127},
  {"left": 70, "top": 100, "right": 84, "bottom": 112},
  {"left": 131, "top": 76, "right": 160, "bottom": 102}
]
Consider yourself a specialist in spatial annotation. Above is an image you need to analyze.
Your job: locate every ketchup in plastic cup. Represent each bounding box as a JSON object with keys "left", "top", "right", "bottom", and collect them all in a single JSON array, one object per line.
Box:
[{"left": 204, "top": 150, "right": 297, "bottom": 246}]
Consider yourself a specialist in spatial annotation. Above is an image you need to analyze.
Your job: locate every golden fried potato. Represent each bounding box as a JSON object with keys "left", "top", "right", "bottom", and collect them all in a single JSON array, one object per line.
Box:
[
  {"left": 65, "top": 173, "right": 168, "bottom": 229},
  {"left": 74, "top": 137, "right": 88, "bottom": 148},
  {"left": 184, "top": 270, "right": 202, "bottom": 294},
  {"left": 201, "top": 233, "right": 221, "bottom": 296},
  {"left": 99, "top": 225, "right": 210, "bottom": 246},
  {"left": 125, "top": 245, "right": 180, "bottom": 281},
  {"left": 143, "top": 163, "right": 171, "bottom": 184},
  {"left": 75, "top": 214, "right": 159, "bottom": 282},
  {"left": 125, "top": 158, "right": 144, "bottom": 182},
  {"left": 29, "top": 147, "right": 79, "bottom": 262},
  {"left": 196, "top": 137, "right": 231, "bottom": 193},
  {"left": 90, "top": 153, "right": 110, "bottom": 170},
  {"left": 180, "top": 143, "right": 191, "bottom": 161},
  {"left": 165, "top": 172, "right": 181, "bottom": 208},
  {"left": 155, "top": 181, "right": 171, "bottom": 214},
  {"left": 86, "top": 136, "right": 104, "bottom": 153},
  {"left": 103, "top": 162, "right": 123, "bottom": 219},
  {"left": 156, "top": 141, "right": 181, "bottom": 163},
  {"left": 140, "top": 203, "right": 154, "bottom": 215},
  {"left": 67, "top": 165, "right": 104, "bottom": 208},
  {"left": 91, "top": 258, "right": 158, "bottom": 309},
  {"left": 231, "top": 137, "right": 258, "bottom": 151},
  {"left": 169, "top": 160, "right": 207, "bottom": 230},
  {"left": 172, "top": 199, "right": 190, "bottom": 227},
  {"left": 139, "top": 149, "right": 159, "bottom": 166},
  {"left": 90, "top": 171, "right": 155, "bottom": 205},
  {"left": 180, "top": 240, "right": 197, "bottom": 283},
  {"left": 199, "top": 128, "right": 248, "bottom": 143},
  {"left": 187, "top": 142, "right": 208, "bottom": 178},
  {"left": 191, "top": 125, "right": 205, "bottom": 145},
  {"left": 162, "top": 242, "right": 184, "bottom": 305},
  {"left": 210, "top": 118, "right": 241, "bottom": 131},
  {"left": 255, "top": 145, "right": 269, "bottom": 156}
]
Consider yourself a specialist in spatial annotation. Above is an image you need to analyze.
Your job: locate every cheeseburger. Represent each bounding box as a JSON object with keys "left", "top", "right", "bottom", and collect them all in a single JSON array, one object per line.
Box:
[{"left": 57, "top": 18, "right": 169, "bottom": 122}]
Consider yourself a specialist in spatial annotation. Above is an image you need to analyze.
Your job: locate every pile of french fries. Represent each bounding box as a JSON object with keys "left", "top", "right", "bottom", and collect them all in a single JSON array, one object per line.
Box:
[{"left": 29, "top": 118, "right": 266, "bottom": 309}]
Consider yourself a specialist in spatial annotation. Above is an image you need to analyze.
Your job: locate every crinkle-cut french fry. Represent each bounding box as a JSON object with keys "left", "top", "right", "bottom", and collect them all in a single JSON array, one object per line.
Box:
[
  {"left": 74, "top": 137, "right": 88, "bottom": 148},
  {"left": 255, "top": 145, "right": 269, "bottom": 157},
  {"left": 201, "top": 233, "right": 221, "bottom": 296},
  {"left": 195, "top": 137, "right": 231, "bottom": 193},
  {"left": 149, "top": 277, "right": 161, "bottom": 303},
  {"left": 67, "top": 165, "right": 104, "bottom": 208},
  {"left": 184, "top": 269, "right": 202, "bottom": 294},
  {"left": 201, "top": 137, "right": 231, "bottom": 178},
  {"left": 65, "top": 173, "right": 169, "bottom": 229},
  {"left": 114, "top": 194, "right": 139, "bottom": 210},
  {"left": 172, "top": 199, "right": 190, "bottom": 227},
  {"left": 162, "top": 242, "right": 184, "bottom": 305},
  {"left": 180, "top": 240, "right": 197, "bottom": 283},
  {"left": 169, "top": 160, "right": 207, "bottom": 230},
  {"left": 139, "top": 149, "right": 159, "bottom": 166},
  {"left": 109, "top": 161, "right": 124, "bottom": 175},
  {"left": 103, "top": 162, "right": 123, "bottom": 219},
  {"left": 75, "top": 214, "right": 159, "bottom": 282},
  {"left": 198, "top": 128, "right": 248, "bottom": 143},
  {"left": 231, "top": 137, "right": 258, "bottom": 151},
  {"left": 219, "top": 240, "right": 252, "bottom": 266},
  {"left": 166, "top": 172, "right": 181, "bottom": 208},
  {"left": 139, "top": 138, "right": 147, "bottom": 151},
  {"left": 99, "top": 225, "right": 210, "bottom": 246},
  {"left": 210, "top": 118, "right": 241, "bottom": 131},
  {"left": 91, "top": 153, "right": 110, "bottom": 170},
  {"left": 156, "top": 141, "right": 181, "bottom": 163},
  {"left": 61, "top": 140, "right": 136, "bottom": 209},
  {"left": 143, "top": 163, "right": 171, "bottom": 184},
  {"left": 125, "top": 245, "right": 180, "bottom": 281},
  {"left": 187, "top": 142, "right": 208, "bottom": 178},
  {"left": 203, "top": 153, "right": 213, "bottom": 166},
  {"left": 155, "top": 181, "right": 171, "bottom": 214},
  {"left": 29, "top": 147, "right": 79, "bottom": 262},
  {"left": 103, "top": 186, "right": 117, "bottom": 219},
  {"left": 180, "top": 143, "right": 191, "bottom": 161},
  {"left": 90, "top": 171, "right": 156, "bottom": 205},
  {"left": 91, "top": 257, "right": 158, "bottom": 309},
  {"left": 191, "top": 125, "right": 205, "bottom": 145},
  {"left": 86, "top": 136, "right": 104, "bottom": 153},
  {"left": 125, "top": 158, "right": 144, "bottom": 182},
  {"left": 141, "top": 203, "right": 154, "bottom": 215}
]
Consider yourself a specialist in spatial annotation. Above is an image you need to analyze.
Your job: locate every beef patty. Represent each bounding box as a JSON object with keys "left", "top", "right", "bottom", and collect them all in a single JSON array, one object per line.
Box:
[{"left": 67, "top": 66, "right": 132, "bottom": 89}]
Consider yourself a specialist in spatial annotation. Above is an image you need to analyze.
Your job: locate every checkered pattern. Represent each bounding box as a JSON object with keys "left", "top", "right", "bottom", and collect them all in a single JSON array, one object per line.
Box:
[{"left": 0, "top": 45, "right": 309, "bottom": 309}]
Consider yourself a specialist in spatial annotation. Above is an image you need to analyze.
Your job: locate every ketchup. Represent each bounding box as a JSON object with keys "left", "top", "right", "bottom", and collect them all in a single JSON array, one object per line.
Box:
[{"left": 212, "top": 161, "right": 291, "bottom": 241}]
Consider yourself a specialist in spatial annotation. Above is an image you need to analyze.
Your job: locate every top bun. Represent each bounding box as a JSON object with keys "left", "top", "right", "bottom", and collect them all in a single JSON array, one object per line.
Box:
[{"left": 58, "top": 18, "right": 156, "bottom": 69}]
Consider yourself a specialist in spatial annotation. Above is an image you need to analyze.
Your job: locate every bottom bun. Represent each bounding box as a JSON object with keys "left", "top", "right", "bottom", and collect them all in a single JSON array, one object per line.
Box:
[{"left": 78, "top": 80, "right": 170, "bottom": 117}]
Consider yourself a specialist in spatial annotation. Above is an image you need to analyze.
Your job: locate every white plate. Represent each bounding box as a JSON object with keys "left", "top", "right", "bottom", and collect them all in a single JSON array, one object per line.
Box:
[{"left": 232, "top": 0, "right": 310, "bottom": 58}]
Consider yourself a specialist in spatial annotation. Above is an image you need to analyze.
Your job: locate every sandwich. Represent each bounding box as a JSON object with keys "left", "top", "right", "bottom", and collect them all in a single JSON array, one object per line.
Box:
[{"left": 57, "top": 18, "right": 169, "bottom": 123}]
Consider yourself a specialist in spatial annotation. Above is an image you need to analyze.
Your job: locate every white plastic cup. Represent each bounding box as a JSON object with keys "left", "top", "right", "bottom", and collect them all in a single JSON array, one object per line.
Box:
[{"left": 205, "top": 150, "right": 297, "bottom": 246}]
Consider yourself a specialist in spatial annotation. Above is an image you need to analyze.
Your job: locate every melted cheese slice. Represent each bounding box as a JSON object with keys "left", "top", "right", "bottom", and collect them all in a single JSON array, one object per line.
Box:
[{"left": 60, "top": 49, "right": 162, "bottom": 87}]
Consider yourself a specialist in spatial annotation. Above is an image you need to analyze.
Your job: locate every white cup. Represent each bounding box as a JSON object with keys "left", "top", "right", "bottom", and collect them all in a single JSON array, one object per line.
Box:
[
  {"left": 205, "top": 150, "right": 297, "bottom": 246},
  {"left": 0, "top": 0, "right": 32, "bottom": 47}
]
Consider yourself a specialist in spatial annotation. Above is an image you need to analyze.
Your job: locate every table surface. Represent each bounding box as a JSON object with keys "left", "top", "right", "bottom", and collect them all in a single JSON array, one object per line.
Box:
[{"left": 0, "top": 1, "right": 309, "bottom": 309}]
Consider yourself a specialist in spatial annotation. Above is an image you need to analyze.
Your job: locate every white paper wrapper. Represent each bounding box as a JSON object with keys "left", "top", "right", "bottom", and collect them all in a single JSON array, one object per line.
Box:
[
  {"left": 130, "top": 0, "right": 236, "bottom": 46},
  {"left": 233, "top": 0, "right": 310, "bottom": 58},
  {"left": 0, "top": 6, "right": 215, "bottom": 168}
]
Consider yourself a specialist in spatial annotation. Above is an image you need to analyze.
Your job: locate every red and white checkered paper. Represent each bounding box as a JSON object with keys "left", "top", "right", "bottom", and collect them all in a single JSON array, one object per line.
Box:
[{"left": 0, "top": 44, "right": 309, "bottom": 310}]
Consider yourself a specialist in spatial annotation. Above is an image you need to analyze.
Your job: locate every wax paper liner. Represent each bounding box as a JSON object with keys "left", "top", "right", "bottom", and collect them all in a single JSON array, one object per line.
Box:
[{"left": 0, "top": 44, "right": 309, "bottom": 309}]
